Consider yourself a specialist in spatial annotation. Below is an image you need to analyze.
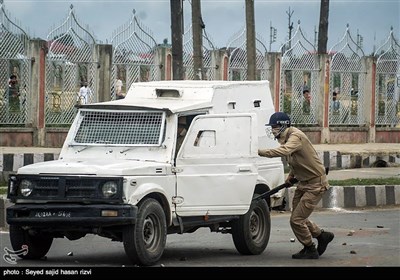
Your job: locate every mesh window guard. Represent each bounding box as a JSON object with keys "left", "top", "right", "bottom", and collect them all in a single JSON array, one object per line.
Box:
[{"left": 73, "top": 110, "right": 165, "bottom": 146}]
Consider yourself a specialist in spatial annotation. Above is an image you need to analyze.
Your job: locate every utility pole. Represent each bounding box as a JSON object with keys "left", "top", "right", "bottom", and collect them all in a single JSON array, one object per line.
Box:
[
  {"left": 314, "top": 25, "right": 318, "bottom": 47},
  {"left": 170, "top": 0, "right": 184, "bottom": 80},
  {"left": 357, "top": 29, "right": 364, "bottom": 51},
  {"left": 317, "top": 0, "right": 329, "bottom": 54},
  {"left": 373, "top": 31, "right": 376, "bottom": 54},
  {"left": 192, "top": 0, "right": 204, "bottom": 80},
  {"left": 269, "top": 21, "right": 277, "bottom": 52},
  {"left": 245, "top": 0, "right": 256, "bottom": 80},
  {"left": 286, "top": 7, "right": 294, "bottom": 49}
]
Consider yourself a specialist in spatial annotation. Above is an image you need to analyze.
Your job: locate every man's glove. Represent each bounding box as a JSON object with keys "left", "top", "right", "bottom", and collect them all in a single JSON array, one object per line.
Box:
[{"left": 285, "top": 176, "right": 298, "bottom": 187}]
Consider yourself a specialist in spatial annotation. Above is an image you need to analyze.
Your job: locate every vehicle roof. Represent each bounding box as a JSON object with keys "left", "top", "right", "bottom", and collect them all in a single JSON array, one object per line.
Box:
[{"left": 83, "top": 80, "right": 270, "bottom": 114}]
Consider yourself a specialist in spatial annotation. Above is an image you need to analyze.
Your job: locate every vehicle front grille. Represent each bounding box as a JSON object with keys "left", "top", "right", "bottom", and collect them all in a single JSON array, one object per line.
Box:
[{"left": 8, "top": 175, "right": 123, "bottom": 203}]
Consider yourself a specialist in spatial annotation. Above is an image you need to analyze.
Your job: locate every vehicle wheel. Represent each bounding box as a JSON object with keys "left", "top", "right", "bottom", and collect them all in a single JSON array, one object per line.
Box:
[
  {"left": 9, "top": 225, "right": 53, "bottom": 259},
  {"left": 231, "top": 196, "right": 271, "bottom": 255},
  {"left": 123, "top": 198, "right": 167, "bottom": 266}
]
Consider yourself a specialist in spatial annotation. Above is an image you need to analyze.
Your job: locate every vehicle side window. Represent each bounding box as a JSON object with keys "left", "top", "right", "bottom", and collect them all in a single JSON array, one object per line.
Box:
[{"left": 194, "top": 130, "right": 216, "bottom": 147}]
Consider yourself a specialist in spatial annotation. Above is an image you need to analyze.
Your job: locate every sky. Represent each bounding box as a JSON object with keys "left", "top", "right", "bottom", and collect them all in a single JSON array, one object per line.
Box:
[{"left": 2, "top": 0, "right": 399, "bottom": 55}]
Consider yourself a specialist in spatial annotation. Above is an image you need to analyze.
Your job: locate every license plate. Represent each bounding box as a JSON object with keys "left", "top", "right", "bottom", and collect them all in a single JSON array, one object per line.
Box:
[{"left": 33, "top": 210, "right": 71, "bottom": 218}]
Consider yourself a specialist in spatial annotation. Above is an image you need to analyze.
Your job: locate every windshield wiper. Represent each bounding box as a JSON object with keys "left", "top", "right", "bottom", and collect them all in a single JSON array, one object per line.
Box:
[
  {"left": 68, "top": 144, "right": 91, "bottom": 152},
  {"left": 78, "top": 146, "right": 90, "bottom": 152},
  {"left": 120, "top": 147, "right": 134, "bottom": 153}
]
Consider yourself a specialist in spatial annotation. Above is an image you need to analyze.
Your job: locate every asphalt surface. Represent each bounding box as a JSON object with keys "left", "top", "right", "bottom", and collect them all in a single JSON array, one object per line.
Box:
[{"left": 1, "top": 206, "right": 399, "bottom": 268}]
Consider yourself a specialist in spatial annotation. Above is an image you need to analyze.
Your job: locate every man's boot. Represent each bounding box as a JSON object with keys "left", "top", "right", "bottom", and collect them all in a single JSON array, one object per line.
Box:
[
  {"left": 292, "top": 243, "right": 319, "bottom": 259},
  {"left": 316, "top": 229, "right": 334, "bottom": 256}
]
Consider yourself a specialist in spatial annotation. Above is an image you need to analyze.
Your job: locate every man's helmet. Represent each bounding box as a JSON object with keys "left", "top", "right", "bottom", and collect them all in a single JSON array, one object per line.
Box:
[
  {"left": 267, "top": 112, "right": 291, "bottom": 127},
  {"left": 266, "top": 112, "right": 291, "bottom": 139}
]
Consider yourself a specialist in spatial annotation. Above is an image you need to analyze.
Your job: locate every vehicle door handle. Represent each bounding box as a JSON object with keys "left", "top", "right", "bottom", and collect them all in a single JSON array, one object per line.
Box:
[{"left": 238, "top": 165, "right": 252, "bottom": 172}]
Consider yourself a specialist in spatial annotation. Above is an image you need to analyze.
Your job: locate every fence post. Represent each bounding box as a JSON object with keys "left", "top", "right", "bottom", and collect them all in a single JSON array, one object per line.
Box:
[
  {"left": 210, "top": 49, "right": 225, "bottom": 80},
  {"left": 96, "top": 44, "right": 113, "bottom": 102},
  {"left": 267, "top": 52, "right": 280, "bottom": 110},
  {"left": 320, "top": 53, "right": 330, "bottom": 143},
  {"left": 365, "top": 56, "right": 375, "bottom": 142},
  {"left": 28, "top": 39, "right": 47, "bottom": 147}
]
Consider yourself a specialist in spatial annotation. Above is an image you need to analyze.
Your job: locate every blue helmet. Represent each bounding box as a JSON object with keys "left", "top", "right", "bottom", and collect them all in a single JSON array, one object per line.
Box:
[
  {"left": 266, "top": 112, "right": 291, "bottom": 139},
  {"left": 266, "top": 112, "right": 291, "bottom": 127}
]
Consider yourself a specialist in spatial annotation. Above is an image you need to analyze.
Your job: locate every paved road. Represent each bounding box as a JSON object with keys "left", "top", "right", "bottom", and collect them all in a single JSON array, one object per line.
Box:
[{"left": 1, "top": 206, "right": 399, "bottom": 269}]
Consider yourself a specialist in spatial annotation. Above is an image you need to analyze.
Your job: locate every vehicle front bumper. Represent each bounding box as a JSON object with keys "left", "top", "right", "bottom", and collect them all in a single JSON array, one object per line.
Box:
[{"left": 7, "top": 203, "right": 137, "bottom": 228}]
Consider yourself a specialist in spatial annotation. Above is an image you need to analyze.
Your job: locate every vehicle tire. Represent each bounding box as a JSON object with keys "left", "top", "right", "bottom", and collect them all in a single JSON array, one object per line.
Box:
[
  {"left": 9, "top": 225, "right": 53, "bottom": 259},
  {"left": 231, "top": 196, "right": 271, "bottom": 255},
  {"left": 123, "top": 198, "right": 167, "bottom": 266}
]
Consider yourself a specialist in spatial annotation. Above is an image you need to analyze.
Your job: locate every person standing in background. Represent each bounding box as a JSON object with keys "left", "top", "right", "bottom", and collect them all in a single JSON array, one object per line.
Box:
[
  {"left": 332, "top": 87, "right": 340, "bottom": 113},
  {"left": 115, "top": 77, "right": 124, "bottom": 99},
  {"left": 77, "top": 81, "right": 92, "bottom": 105},
  {"left": 302, "top": 88, "right": 311, "bottom": 114},
  {"left": 8, "top": 74, "right": 20, "bottom": 112}
]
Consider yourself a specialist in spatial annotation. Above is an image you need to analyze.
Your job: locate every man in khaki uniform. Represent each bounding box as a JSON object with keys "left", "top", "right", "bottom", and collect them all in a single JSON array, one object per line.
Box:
[
  {"left": 258, "top": 112, "right": 334, "bottom": 259},
  {"left": 175, "top": 116, "right": 188, "bottom": 157}
]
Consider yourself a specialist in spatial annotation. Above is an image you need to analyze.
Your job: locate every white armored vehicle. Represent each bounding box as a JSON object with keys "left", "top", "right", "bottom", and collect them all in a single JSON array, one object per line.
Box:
[{"left": 7, "top": 80, "right": 285, "bottom": 266}]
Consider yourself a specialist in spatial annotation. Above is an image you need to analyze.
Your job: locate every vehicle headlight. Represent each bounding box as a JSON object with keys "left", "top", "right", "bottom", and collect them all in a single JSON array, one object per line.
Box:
[
  {"left": 101, "top": 181, "right": 118, "bottom": 198},
  {"left": 19, "top": 179, "right": 33, "bottom": 197}
]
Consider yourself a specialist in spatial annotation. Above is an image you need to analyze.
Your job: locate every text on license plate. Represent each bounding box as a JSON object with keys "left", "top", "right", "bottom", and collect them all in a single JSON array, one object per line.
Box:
[{"left": 34, "top": 211, "right": 71, "bottom": 218}]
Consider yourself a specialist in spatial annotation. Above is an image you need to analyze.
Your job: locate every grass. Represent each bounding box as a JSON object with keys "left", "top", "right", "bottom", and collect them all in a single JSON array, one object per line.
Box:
[
  {"left": 1, "top": 177, "right": 400, "bottom": 196},
  {"left": 329, "top": 177, "right": 400, "bottom": 186}
]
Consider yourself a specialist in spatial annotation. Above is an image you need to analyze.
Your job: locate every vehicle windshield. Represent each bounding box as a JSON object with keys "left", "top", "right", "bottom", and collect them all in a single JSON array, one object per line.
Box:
[{"left": 72, "top": 109, "right": 165, "bottom": 146}]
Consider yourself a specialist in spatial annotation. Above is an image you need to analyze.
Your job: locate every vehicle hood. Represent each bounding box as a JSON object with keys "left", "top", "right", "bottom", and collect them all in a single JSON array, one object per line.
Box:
[{"left": 17, "top": 159, "right": 170, "bottom": 176}]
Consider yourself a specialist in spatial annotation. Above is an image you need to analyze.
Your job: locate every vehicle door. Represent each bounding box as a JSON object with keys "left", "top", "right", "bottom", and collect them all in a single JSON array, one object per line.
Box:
[{"left": 175, "top": 113, "right": 258, "bottom": 216}]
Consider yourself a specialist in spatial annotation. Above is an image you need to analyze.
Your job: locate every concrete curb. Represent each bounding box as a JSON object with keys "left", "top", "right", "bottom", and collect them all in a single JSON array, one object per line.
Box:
[
  {"left": 284, "top": 185, "right": 400, "bottom": 210},
  {"left": 316, "top": 150, "right": 400, "bottom": 169}
]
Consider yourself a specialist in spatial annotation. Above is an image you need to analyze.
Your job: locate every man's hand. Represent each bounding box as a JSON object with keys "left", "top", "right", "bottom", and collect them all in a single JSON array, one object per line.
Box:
[
  {"left": 285, "top": 174, "right": 294, "bottom": 184},
  {"left": 285, "top": 175, "right": 298, "bottom": 187},
  {"left": 258, "top": 149, "right": 270, "bottom": 157}
]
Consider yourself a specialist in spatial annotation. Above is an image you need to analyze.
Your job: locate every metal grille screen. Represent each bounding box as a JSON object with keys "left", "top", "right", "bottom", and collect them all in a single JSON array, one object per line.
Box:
[{"left": 73, "top": 110, "right": 165, "bottom": 146}]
